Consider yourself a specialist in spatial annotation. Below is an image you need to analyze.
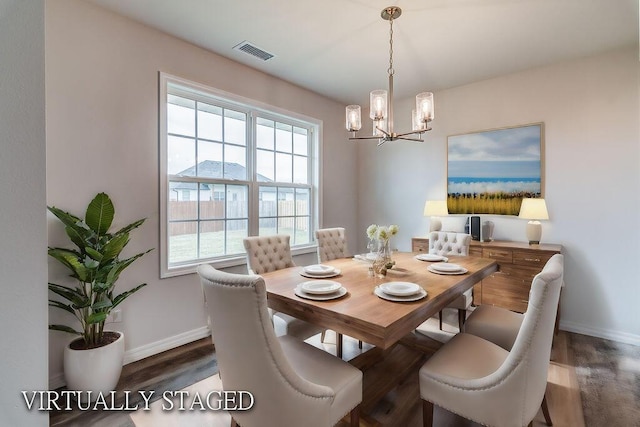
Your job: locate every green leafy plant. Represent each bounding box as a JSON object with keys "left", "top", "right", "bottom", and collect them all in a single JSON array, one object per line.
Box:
[{"left": 48, "top": 193, "right": 151, "bottom": 349}]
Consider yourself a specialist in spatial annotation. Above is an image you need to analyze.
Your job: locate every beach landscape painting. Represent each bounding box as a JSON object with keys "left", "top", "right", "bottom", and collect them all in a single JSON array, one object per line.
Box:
[{"left": 447, "top": 123, "right": 543, "bottom": 215}]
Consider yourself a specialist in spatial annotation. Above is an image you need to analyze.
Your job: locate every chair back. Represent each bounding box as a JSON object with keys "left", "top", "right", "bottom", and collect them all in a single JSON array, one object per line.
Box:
[
  {"left": 428, "top": 231, "right": 471, "bottom": 256},
  {"left": 482, "top": 254, "right": 564, "bottom": 425},
  {"left": 243, "top": 235, "right": 295, "bottom": 274},
  {"left": 197, "top": 265, "right": 336, "bottom": 426},
  {"left": 315, "top": 227, "right": 349, "bottom": 262}
]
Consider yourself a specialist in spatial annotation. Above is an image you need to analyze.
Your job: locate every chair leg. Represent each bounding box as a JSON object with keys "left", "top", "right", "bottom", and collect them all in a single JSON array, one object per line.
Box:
[
  {"left": 358, "top": 340, "right": 363, "bottom": 349},
  {"left": 337, "top": 333, "right": 343, "bottom": 358},
  {"left": 541, "top": 393, "right": 553, "bottom": 426},
  {"left": 320, "top": 330, "right": 326, "bottom": 343},
  {"left": 349, "top": 404, "right": 360, "bottom": 426},
  {"left": 438, "top": 310, "right": 443, "bottom": 330},
  {"left": 458, "top": 309, "right": 466, "bottom": 332},
  {"left": 422, "top": 399, "right": 434, "bottom": 427}
]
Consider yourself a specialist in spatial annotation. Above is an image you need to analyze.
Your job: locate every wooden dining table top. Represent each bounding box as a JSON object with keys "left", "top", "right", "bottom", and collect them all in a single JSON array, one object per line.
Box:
[{"left": 261, "top": 252, "right": 498, "bottom": 349}]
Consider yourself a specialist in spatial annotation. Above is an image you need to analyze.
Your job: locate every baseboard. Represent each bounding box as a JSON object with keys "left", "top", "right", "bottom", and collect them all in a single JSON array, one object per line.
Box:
[
  {"left": 49, "top": 326, "right": 211, "bottom": 390},
  {"left": 560, "top": 320, "right": 640, "bottom": 347}
]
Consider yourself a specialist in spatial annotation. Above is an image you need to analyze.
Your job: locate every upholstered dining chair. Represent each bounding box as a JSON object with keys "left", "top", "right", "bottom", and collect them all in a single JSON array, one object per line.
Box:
[
  {"left": 197, "top": 265, "right": 362, "bottom": 427},
  {"left": 315, "top": 227, "right": 362, "bottom": 356},
  {"left": 429, "top": 231, "right": 472, "bottom": 331},
  {"left": 419, "top": 254, "right": 564, "bottom": 427},
  {"left": 243, "top": 235, "right": 324, "bottom": 341}
]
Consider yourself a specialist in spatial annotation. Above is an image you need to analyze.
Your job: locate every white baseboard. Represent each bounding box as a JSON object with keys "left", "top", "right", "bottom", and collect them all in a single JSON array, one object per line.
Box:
[
  {"left": 49, "top": 326, "right": 212, "bottom": 390},
  {"left": 560, "top": 320, "right": 640, "bottom": 347}
]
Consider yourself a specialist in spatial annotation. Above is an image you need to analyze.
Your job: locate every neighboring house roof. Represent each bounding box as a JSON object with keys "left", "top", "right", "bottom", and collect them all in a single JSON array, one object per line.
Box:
[{"left": 170, "top": 160, "right": 272, "bottom": 191}]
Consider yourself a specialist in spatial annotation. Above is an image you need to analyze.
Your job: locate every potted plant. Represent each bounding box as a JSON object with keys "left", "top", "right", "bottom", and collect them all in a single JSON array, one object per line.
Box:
[{"left": 48, "top": 192, "right": 151, "bottom": 400}]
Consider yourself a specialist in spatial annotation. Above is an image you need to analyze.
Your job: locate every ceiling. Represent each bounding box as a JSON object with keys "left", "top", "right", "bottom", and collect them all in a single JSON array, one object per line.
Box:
[{"left": 85, "top": 0, "right": 638, "bottom": 106}]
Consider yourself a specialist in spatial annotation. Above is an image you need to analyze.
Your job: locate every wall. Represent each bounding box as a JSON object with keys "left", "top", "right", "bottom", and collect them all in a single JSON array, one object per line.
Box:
[
  {"left": 358, "top": 47, "right": 640, "bottom": 344},
  {"left": 45, "top": 0, "right": 357, "bottom": 386},
  {"left": 0, "top": 0, "right": 48, "bottom": 425}
]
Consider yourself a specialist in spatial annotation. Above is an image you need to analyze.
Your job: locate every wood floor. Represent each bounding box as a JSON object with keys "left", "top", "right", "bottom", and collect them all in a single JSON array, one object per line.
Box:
[{"left": 50, "top": 319, "right": 585, "bottom": 427}]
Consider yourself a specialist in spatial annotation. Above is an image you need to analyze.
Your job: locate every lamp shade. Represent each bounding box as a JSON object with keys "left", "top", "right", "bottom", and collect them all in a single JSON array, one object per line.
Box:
[
  {"left": 423, "top": 200, "right": 449, "bottom": 217},
  {"left": 518, "top": 198, "right": 549, "bottom": 220}
]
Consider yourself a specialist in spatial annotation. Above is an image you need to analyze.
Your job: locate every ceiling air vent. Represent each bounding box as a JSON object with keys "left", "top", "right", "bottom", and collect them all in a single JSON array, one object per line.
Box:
[{"left": 233, "top": 41, "right": 275, "bottom": 61}]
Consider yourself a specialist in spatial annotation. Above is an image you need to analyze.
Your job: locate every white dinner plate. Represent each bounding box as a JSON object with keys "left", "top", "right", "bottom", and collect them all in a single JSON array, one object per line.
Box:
[
  {"left": 299, "top": 268, "right": 341, "bottom": 279},
  {"left": 379, "top": 281, "right": 421, "bottom": 296},
  {"left": 374, "top": 286, "right": 427, "bottom": 302},
  {"left": 295, "top": 285, "right": 347, "bottom": 301},
  {"left": 430, "top": 263, "right": 464, "bottom": 272},
  {"left": 300, "top": 280, "right": 342, "bottom": 294},
  {"left": 415, "top": 253, "right": 448, "bottom": 262},
  {"left": 303, "top": 264, "right": 336, "bottom": 275},
  {"left": 427, "top": 265, "right": 468, "bottom": 275}
]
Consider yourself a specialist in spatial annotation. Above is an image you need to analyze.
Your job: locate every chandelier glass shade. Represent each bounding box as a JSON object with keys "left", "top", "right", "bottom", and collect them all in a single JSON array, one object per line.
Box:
[{"left": 346, "top": 6, "right": 434, "bottom": 146}]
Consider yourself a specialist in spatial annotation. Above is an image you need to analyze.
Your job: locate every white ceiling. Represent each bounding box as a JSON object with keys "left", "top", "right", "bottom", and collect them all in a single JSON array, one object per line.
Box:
[{"left": 85, "top": 0, "right": 638, "bottom": 106}]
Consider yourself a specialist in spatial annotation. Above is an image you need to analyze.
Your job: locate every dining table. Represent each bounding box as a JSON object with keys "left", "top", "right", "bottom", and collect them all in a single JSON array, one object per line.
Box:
[{"left": 261, "top": 252, "right": 498, "bottom": 423}]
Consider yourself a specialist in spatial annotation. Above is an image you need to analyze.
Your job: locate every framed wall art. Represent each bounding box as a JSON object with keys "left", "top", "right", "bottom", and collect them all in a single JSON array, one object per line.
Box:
[{"left": 447, "top": 123, "right": 544, "bottom": 215}]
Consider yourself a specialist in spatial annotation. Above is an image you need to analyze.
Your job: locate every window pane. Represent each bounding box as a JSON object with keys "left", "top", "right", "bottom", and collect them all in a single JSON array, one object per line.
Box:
[
  {"left": 294, "top": 216, "right": 310, "bottom": 245},
  {"left": 227, "top": 185, "right": 248, "bottom": 218},
  {"left": 169, "top": 221, "right": 197, "bottom": 263},
  {"left": 197, "top": 103, "right": 222, "bottom": 141},
  {"left": 296, "top": 188, "right": 310, "bottom": 215},
  {"left": 293, "top": 127, "right": 308, "bottom": 155},
  {"left": 278, "top": 217, "right": 294, "bottom": 235},
  {"left": 200, "top": 184, "right": 225, "bottom": 219},
  {"left": 200, "top": 220, "right": 225, "bottom": 258},
  {"left": 293, "top": 155, "right": 308, "bottom": 184},
  {"left": 275, "top": 153, "right": 292, "bottom": 182},
  {"left": 256, "top": 117, "right": 274, "bottom": 150},
  {"left": 259, "top": 217, "right": 277, "bottom": 236},
  {"left": 258, "top": 186, "right": 277, "bottom": 217},
  {"left": 197, "top": 141, "right": 222, "bottom": 178},
  {"left": 168, "top": 135, "right": 195, "bottom": 175},
  {"left": 224, "top": 109, "right": 246, "bottom": 145},
  {"left": 169, "top": 183, "right": 197, "bottom": 220},
  {"left": 277, "top": 187, "right": 294, "bottom": 217},
  {"left": 275, "top": 122, "right": 292, "bottom": 153},
  {"left": 223, "top": 145, "right": 246, "bottom": 180},
  {"left": 167, "top": 95, "right": 195, "bottom": 137},
  {"left": 256, "top": 149, "right": 274, "bottom": 182},
  {"left": 226, "top": 219, "right": 248, "bottom": 254}
]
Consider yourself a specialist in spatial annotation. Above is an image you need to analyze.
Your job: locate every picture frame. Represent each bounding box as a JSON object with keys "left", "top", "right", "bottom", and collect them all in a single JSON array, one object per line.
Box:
[{"left": 447, "top": 123, "right": 544, "bottom": 215}]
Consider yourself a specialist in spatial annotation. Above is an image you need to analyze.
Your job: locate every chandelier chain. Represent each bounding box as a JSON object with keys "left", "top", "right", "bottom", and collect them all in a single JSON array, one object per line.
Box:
[{"left": 388, "top": 17, "right": 394, "bottom": 76}]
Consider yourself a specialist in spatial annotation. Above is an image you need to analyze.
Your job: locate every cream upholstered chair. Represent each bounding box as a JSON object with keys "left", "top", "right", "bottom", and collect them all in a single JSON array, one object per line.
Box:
[
  {"left": 315, "top": 227, "right": 361, "bottom": 356},
  {"left": 243, "top": 235, "right": 324, "bottom": 340},
  {"left": 197, "top": 265, "right": 362, "bottom": 427},
  {"left": 429, "top": 231, "right": 472, "bottom": 331},
  {"left": 315, "top": 227, "right": 349, "bottom": 262},
  {"left": 419, "top": 254, "right": 564, "bottom": 427}
]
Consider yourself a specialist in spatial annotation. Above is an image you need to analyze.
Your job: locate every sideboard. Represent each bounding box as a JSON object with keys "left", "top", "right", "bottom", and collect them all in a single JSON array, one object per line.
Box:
[{"left": 411, "top": 238, "right": 562, "bottom": 313}]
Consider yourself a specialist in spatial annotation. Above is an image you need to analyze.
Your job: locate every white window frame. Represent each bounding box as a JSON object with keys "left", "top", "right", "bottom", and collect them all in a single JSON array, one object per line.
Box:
[{"left": 159, "top": 73, "right": 322, "bottom": 278}]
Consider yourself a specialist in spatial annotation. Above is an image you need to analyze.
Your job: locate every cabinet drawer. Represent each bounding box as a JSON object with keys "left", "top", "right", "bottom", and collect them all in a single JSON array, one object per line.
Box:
[
  {"left": 481, "top": 294, "right": 528, "bottom": 314},
  {"left": 495, "top": 264, "right": 540, "bottom": 283},
  {"left": 482, "top": 248, "right": 513, "bottom": 263},
  {"left": 412, "top": 238, "right": 430, "bottom": 253},
  {"left": 513, "top": 250, "right": 554, "bottom": 268},
  {"left": 469, "top": 247, "right": 483, "bottom": 257}
]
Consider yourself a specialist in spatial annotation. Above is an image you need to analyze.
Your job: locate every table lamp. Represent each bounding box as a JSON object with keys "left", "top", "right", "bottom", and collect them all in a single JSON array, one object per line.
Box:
[
  {"left": 423, "top": 200, "right": 449, "bottom": 232},
  {"left": 518, "top": 198, "right": 549, "bottom": 244}
]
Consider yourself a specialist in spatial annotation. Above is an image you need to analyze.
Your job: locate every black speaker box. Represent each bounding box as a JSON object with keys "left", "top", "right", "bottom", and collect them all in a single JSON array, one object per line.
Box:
[{"left": 470, "top": 216, "right": 480, "bottom": 241}]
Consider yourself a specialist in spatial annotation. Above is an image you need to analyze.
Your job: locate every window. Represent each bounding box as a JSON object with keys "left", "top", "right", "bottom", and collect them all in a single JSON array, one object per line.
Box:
[{"left": 159, "top": 74, "right": 321, "bottom": 277}]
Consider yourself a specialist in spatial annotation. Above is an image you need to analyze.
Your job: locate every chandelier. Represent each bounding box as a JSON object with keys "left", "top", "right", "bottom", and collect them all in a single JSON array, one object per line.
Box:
[{"left": 345, "top": 6, "right": 434, "bottom": 146}]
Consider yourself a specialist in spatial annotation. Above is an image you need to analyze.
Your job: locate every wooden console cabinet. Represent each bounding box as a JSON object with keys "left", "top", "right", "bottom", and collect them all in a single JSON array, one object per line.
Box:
[{"left": 412, "top": 238, "right": 562, "bottom": 313}]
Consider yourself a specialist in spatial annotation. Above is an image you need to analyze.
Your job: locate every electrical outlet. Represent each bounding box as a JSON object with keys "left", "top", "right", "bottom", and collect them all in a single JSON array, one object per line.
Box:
[{"left": 110, "top": 309, "right": 123, "bottom": 323}]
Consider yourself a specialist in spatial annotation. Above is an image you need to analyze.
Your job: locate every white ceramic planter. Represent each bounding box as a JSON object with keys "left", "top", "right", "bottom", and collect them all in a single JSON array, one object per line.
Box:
[{"left": 64, "top": 331, "right": 125, "bottom": 402}]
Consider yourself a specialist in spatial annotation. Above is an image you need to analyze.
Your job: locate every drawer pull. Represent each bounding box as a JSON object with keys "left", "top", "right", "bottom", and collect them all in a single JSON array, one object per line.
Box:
[{"left": 524, "top": 257, "right": 541, "bottom": 262}]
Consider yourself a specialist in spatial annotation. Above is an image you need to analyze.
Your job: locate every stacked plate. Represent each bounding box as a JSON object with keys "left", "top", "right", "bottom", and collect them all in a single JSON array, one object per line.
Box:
[
  {"left": 427, "top": 263, "right": 468, "bottom": 275},
  {"left": 374, "top": 281, "right": 427, "bottom": 302},
  {"left": 415, "top": 253, "right": 448, "bottom": 262},
  {"left": 295, "top": 280, "right": 347, "bottom": 300},
  {"left": 300, "top": 264, "right": 341, "bottom": 278}
]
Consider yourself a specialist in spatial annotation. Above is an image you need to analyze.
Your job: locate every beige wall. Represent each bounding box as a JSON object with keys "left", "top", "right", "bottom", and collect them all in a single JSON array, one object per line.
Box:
[
  {"left": 0, "top": 0, "right": 48, "bottom": 425},
  {"left": 358, "top": 47, "right": 640, "bottom": 344},
  {"left": 45, "top": 0, "right": 357, "bottom": 386}
]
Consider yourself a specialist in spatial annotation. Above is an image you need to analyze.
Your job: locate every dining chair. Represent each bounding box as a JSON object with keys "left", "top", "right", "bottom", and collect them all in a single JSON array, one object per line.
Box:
[
  {"left": 315, "top": 227, "right": 362, "bottom": 356},
  {"left": 419, "top": 254, "right": 564, "bottom": 427},
  {"left": 243, "top": 235, "right": 324, "bottom": 341},
  {"left": 197, "top": 265, "right": 362, "bottom": 427},
  {"left": 429, "top": 231, "right": 472, "bottom": 331}
]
